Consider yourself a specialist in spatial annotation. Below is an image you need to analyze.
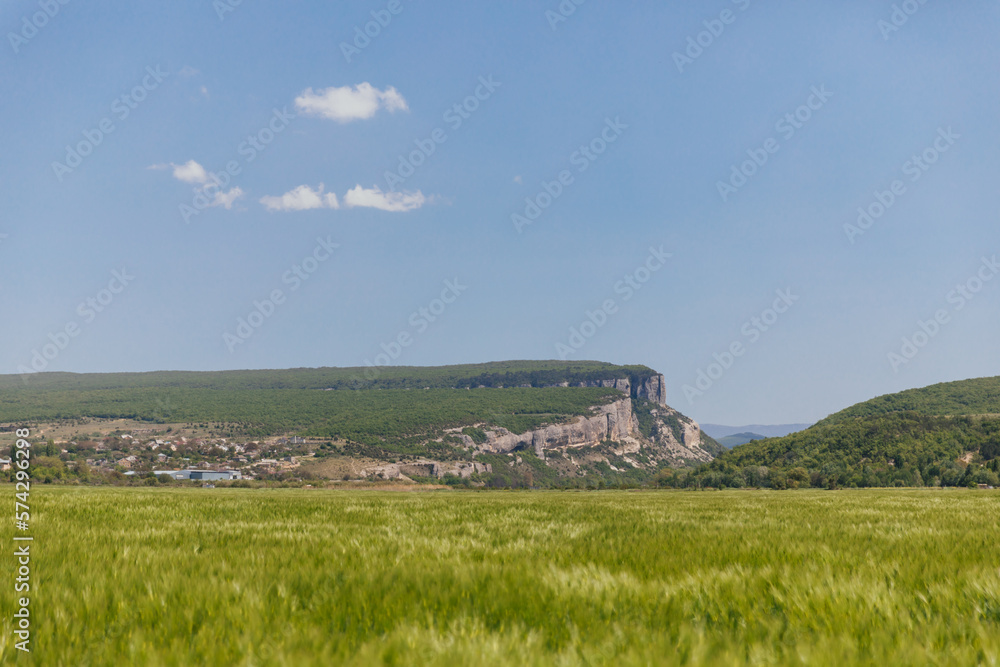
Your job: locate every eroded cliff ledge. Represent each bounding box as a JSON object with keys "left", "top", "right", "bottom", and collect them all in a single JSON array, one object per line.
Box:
[{"left": 459, "top": 374, "right": 715, "bottom": 468}]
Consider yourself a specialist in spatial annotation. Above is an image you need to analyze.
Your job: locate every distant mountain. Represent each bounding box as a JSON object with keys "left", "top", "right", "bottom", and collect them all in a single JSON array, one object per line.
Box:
[
  {"left": 683, "top": 376, "right": 1000, "bottom": 489},
  {"left": 716, "top": 432, "right": 766, "bottom": 448},
  {"left": 700, "top": 423, "right": 813, "bottom": 439}
]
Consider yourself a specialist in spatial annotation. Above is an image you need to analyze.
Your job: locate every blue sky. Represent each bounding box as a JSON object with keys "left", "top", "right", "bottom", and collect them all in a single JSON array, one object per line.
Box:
[{"left": 2, "top": 0, "right": 999, "bottom": 425}]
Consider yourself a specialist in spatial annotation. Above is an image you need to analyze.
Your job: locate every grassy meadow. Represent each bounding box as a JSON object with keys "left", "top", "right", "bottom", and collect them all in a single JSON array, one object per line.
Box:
[{"left": 2, "top": 488, "right": 999, "bottom": 666}]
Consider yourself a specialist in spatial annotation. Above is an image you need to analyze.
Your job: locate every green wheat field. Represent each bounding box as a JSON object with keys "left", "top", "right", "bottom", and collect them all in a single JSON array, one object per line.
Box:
[{"left": 2, "top": 488, "right": 999, "bottom": 666}]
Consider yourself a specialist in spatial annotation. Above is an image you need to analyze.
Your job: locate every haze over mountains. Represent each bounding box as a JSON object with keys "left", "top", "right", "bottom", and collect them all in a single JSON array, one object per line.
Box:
[
  {"left": 715, "top": 433, "right": 767, "bottom": 449},
  {"left": 703, "top": 424, "right": 815, "bottom": 449},
  {"left": 700, "top": 424, "right": 813, "bottom": 440}
]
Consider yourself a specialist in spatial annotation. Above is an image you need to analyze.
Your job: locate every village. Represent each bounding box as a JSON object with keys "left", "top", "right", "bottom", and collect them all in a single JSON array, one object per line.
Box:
[{"left": 0, "top": 421, "right": 314, "bottom": 485}]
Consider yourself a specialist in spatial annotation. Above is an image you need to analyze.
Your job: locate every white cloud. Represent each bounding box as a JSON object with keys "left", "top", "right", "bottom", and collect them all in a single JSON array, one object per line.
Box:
[
  {"left": 294, "top": 83, "right": 408, "bottom": 123},
  {"left": 344, "top": 185, "right": 426, "bottom": 212},
  {"left": 209, "top": 187, "right": 244, "bottom": 210},
  {"left": 171, "top": 160, "right": 209, "bottom": 185},
  {"left": 150, "top": 159, "right": 243, "bottom": 210},
  {"left": 260, "top": 184, "right": 340, "bottom": 212}
]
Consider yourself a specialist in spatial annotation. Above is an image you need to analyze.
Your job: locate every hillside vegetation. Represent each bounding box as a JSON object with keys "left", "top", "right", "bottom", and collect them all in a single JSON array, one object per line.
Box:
[
  {"left": 0, "top": 360, "right": 655, "bottom": 393},
  {"left": 8, "top": 385, "right": 624, "bottom": 453},
  {"left": 819, "top": 375, "right": 1000, "bottom": 424},
  {"left": 2, "top": 361, "right": 714, "bottom": 487},
  {"left": 672, "top": 376, "right": 1000, "bottom": 489},
  {"left": 1, "top": 361, "right": 648, "bottom": 449}
]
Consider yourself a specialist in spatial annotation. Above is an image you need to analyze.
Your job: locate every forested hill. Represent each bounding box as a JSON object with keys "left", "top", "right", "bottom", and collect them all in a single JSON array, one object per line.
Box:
[
  {"left": 0, "top": 360, "right": 656, "bottom": 393},
  {"left": 0, "top": 361, "right": 664, "bottom": 443},
  {"left": 670, "top": 376, "right": 1000, "bottom": 489},
  {"left": 1, "top": 361, "right": 716, "bottom": 488},
  {"left": 817, "top": 376, "right": 1000, "bottom": 425}
]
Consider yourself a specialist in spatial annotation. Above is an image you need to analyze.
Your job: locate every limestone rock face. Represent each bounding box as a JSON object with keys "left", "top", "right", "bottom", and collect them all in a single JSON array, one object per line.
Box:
[
  {"left": 531, "top": 398, "right": 635, "bottom": 454},
  {"left": 365, "top": 460, "right": 491, "bottom": 480},
  {"left": 479, "top": 398, "right": 634, "bottom": 457},
  {"left": 682, "top": 420, "right": 702, "bottom": 450},
  {"left": 570, "top": 373, "right": 667, "bottom": 406},
  {"left": 641, "top": 404, "right": 714, "bottom": 464},
  {"left": 574, "top": 378, "right": 631, "bottom": 393},
  {"left": 359, "top": 370, "right": 714, "bottom": 480},
  {"left": 636, "top": 373, "right": 668, "bottom": 405},
  {"left": 473, "top": 390, "right": 714, "bottom": 467}
]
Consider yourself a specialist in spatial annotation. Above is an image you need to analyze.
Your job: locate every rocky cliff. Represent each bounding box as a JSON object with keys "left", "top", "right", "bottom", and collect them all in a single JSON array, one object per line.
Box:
[
  {"left": 354, "top": 369, "right": 718, "bottom": 484},
  {"left": 636, "top": 374, "right": 668, "bottom": 405},
  {"left": 453, "top": 375, "right": 715, "bottom": 470},
  {"left": 556, "top": 372, "right": 668, "bottom": 406},
  {"left": 473, "top": 397, "right": 636, "bottom": 457}
]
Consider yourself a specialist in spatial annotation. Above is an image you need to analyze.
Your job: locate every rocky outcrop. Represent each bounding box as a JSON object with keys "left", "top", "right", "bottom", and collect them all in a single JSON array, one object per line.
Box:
[
  {"left": 641, "top": 404, "right": 714, "bottom": 464},
  {"left": 566, "top": 373, "right": 668, "bottom": 406},
  {"left": 682, "top": 419, "right": 702, "bottom": 450},
  {"left": 360, "top": 370, "right": 713, "bottom": 482},
  {"left": 467, "top": 388, "right": 714, "bottom": 467},
  {"left": 636, "top": 374, "right": 668, "bottom": 405},
  {"left": 477, "top": 398, "right": 635, "bottom": 457},
  {"left": 573, "top": 378, "right": 632, "bottom": 394},
  {"left": 365, "top": 460, "right": 492, "bottom": 480}
]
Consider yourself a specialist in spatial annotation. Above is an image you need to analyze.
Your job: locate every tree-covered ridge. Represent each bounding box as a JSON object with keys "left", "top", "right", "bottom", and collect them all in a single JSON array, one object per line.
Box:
[
  {"left": 0, "top": 385, "right": 622, "bottom": 450},
  {"left": 721, "top": 413, "right": 997, "bottom": 466},
  {"left": 819, "top": 376, "right": 1000, "bottom": 425},
  {"left": 0, "top": 360, "right": 656, "bottom": 393},
  {"left": 1, "top": 362, "right": 699, "bottom": 483},
  {"left": 679, "top": 412, "right": 1000, "bottom": 489},
  {"left": 451, "top": 365, "right": 656, "bottom": 390},
  {"left": 674, "top": 375, "right": 1000, "bottom": 489}
]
